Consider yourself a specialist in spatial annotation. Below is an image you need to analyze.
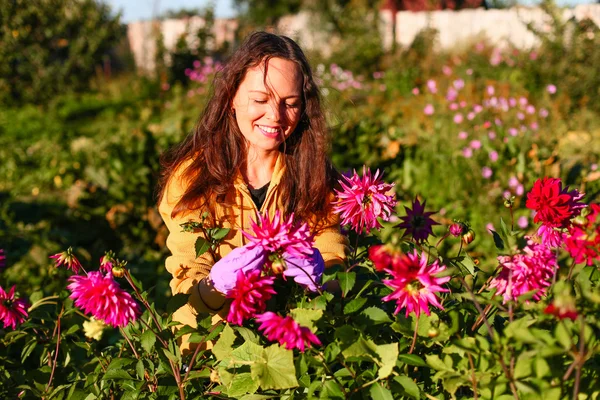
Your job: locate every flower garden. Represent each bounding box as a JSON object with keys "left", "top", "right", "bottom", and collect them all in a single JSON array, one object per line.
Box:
[{"left": 1, "top": 3, "right": 600, "bottom": 399}]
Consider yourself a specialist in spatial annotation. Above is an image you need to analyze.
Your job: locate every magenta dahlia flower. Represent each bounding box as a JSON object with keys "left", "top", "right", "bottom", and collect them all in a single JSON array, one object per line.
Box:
[
  {"left": 382, "top": 250, "right": 450, "bottom": 317},
  {"left": 332, "top": 166, "right": 396, "bottom": 234},
  {"left": 67, "top": 271, "right": 140, "bottom": 327},
  {"left": 50, "top": 247, "right": 82, "bottom": 274},
  {"left": 242, "top": 211, "right": 313, "bottom": 259},
  {"left": 256, "top": 312, "right": 321, "bottom": 352},
  {"left": 489, "top": 239, "right": 556, "bottom": 303},
  {"left": 0, "top": 285, "right": 29, "bottom": 330},
  {"left": 227, "top": 269, "right": 276, "bottom": 325},
  {"left": 396, "top": 198, "right": 439, "bottom": 243},
  {"left": 99, "top": 252, "right": 116, "bottom": 274}
]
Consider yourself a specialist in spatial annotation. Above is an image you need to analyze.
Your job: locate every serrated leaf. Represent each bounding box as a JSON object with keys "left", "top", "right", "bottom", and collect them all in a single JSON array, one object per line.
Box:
[
  {"left": 195, "top": 237, "right": 210, "bottom": 258},
  {"left": 343, "top": 297, "right": 368, "bottom": 314},
  {"left": 212, "top": 324, "right": 236, "bottom": 361},
  {"left": 369, "top": 382, "right": 393, "bottom": 400},
  {"left": 235, "top": 326, "right": 260, "bottom": 343},
  {"left": 394, "top": 375, "right": 420, "bottom": 399},
  {"left": 230, "top": 341, "right": 265, "bottom": 366},
  {"left": 251, "top": 344, "right": 298, "bottom": 390},
  {"left": 227, "top": 372, "right": 260, "bottom": 397},
  {"left": 140, "top": 329, "right": 156, "bottom": 353},
  {"left": 337, "top": 271, "right": 356, "bottom": 296},
  {"left": 376, "top": 343, "right": 399, "bottom": 379},
  {"left": 210, "top": 227, "right": 230, "bottom": 241},
  {"left": 162, "top": 348, "right": 180, "bottom": 363},
  {"left": 361, "top": 306, "right": 392, "bottom": 324},
  {"left": 290, "top": 308, "right": 323, "bottom": 332}
]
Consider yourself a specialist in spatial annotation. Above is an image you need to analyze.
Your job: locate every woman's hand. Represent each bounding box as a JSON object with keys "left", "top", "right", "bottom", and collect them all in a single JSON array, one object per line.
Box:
[
  {"left": 209, "top": 245, "right": 267, "bottom": 294},
  {"left": 283, "top": 249, "right": 325, "bottom": 292}
]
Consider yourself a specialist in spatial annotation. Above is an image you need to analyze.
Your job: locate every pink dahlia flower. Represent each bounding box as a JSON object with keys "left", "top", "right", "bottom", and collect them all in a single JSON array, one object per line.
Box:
[
  {"left": 99, "top": 252, "right": 116, "bottom": 274},
  {"left": 332, "top": 167, "right": 396, "bottom": 234},
  {"left": 50, "top": 247, "right": 82, "bottom": 274},
  {"left": 0, "top": 285, "right": 29, "bottom": 330},
  {"left": 227, "top": 269, "right": 276, "bottom": 325},
  {"left": 256, "top": 312, "right": 321, "bottom": 352},
  {"left": 242, "top": 211, "right": 313, "bottom": 259},
  {"left": 565, "top": 204, "right": 600, "bottom": 266},
  {"left": 382, "top": 250, "right": 450, "bottom": 317},
  {"left": 396, "top": 198, "right": 439, "bottom": 243},
  {"left": 489, "top": 239, "right": 556, "bottom": 303},
  {"left": 68, "top": 271, "right": 140, "bottom": 327}
]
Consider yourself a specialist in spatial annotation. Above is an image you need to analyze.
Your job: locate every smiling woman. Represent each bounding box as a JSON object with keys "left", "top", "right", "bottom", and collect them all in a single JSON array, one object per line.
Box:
[{"left": 157, "top": 32, "right": 348, "bottom": 353}]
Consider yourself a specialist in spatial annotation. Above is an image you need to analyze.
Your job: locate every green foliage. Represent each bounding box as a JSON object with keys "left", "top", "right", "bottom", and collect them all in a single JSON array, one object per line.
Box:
[{"left": 0, "top": 0, "right": 124, "bottom": 105}]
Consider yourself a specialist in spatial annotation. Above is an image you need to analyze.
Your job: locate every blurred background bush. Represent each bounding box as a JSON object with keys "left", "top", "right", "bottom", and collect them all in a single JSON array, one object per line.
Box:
[{"left": 1, "top": 0, "right": 599, "bottom": 307}]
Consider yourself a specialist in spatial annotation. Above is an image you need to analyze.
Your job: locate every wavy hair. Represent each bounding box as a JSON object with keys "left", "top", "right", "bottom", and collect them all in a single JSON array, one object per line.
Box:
[{"left": 158, "top": 32, "right": 338, "bottom": 226}]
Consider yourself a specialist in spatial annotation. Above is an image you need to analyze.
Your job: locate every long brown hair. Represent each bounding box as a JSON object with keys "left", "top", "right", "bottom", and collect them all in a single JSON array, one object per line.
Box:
[{"left": 158, "top": 31, "right": 338, "bottom": 225}]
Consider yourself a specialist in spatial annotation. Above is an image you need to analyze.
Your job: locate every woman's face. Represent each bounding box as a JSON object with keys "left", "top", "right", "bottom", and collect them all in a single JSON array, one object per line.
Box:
[{"left": 232, "top": 57, "right": 303, "bottom": 154}]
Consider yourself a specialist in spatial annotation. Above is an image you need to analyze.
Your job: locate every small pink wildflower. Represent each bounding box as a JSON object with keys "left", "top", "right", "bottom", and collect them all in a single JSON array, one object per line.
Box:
[
  {"left": 382, "top": 250, "right": 450, "bottom": 317},
  {"left": 526, "top": 105, "right": 536, "bottom": 114},
  {"left": 449, "top": 102, "right": 459, "bottom": 111},
  {"left": 489, "top": 239, "right": 557, "bottom": 303},
  {"left": 423, "top": 104, "right": 435, "bottom": 115},
  {"left": 482, "top": 166, "right": 493, "bottom": 179},
  {"left": 396, "top": 198, "right": 439, "bottom": 243},
  {"left": 458, "top": 131, "right": 468, "bottom": 140},
  {"left": 50, "top": 248, "right": 82, "bottom": 274},
  {"left": 473, "top": 104, "right": 483, "bottom": 113},
  {"left": 333, "top": 167, "right": 396, "bottom": 234},
  {"left": 488, "top": 131, "right": 496, "bottom": 140},
  {"left": 517, "top": 216, "right": 529, "bottom": 229},
  {"left": 256, "top": 312, "right": 321, "bottom": 352},
  {"left": 530, "top": 122, "right": 539, "bottom": 131},
  {"left": 509, "top": 128, "right": 518, "bottom": 137},
  {"left": 243, "top": 211, "right": 313, "bottom": 259},
  {"left": 487, "top": 85, "right": 495, "bottom": 96},
  {"left": 517, "top": 112, "right": 525, "bottom": 120},
  {"left": 462, "top": 147, "right": 473, "bottom": 158},
  {"left": 426, "top": 80, "right": 437, "bottom": 94},
  {"left": 467, "top": 112, "right": 476, "bottom": 120},
  {"left": 466, "top": 68, "right": 473, "bottom": 75},
  {"left": 0, "top": 285, "right": 29, "bottom": 330},
  {"left": 227, "top": 270, "right": 276, "bottom": 325},
  {"left": 68, "top": 271, "right": 140, "bottom": 327},
  {"left": 547, "top": 84, "right": 557, "bottom": 94},
  {"left": 470, "top": 140, "right": 482, "bottom": 149},
  {"left": 412, "top": 87, "right": 420, "bottom": 95},
  {"left": 453, "top": 113, "right": 464, "bottom": 124},
  {"left": 442, "top": 65, "right": 452, "bottom": 76},
  {"left": 539, "top": 108, "right": 549, "bottom": 118}
]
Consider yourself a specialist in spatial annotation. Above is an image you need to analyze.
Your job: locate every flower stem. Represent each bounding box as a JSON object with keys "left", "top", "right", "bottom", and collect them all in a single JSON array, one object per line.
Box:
[
  {"left": 572, "top": 317, "right": 585, "bottom": 400},
  {"left": 184, "top": 320, "right": 224, "bottom": 383},
  {"left": 409, "top": 317, "right": 419, "bottom": 354},
  {"left": 45, "top": 305, "right": 64, "bottom": 393},
  {"left": 467, "top": 352, "right": 478, "bottom": 400},
  {"left": 315, "top": 351, "right": 349, "bottom": 397}
]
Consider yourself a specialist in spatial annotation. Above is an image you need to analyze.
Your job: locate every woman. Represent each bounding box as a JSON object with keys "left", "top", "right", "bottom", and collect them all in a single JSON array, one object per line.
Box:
[{"left": 158, "top": 32, "right": 347, "bottom": 353}]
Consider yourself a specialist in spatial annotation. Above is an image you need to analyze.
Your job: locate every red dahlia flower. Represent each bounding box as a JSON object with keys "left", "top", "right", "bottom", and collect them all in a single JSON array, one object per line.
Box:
[
  {"left": 0, "top": 285, "right": 29, "bottom": 330},
  {"left": 227, "top": 269, "right": 276, "bottom": 325},
  {"left": 489, "top": 239, "right": 556, "bottom": 303},
  {"left": 242, "top": 211, "right": 313, "bottom": 259},
  {"left": 526, "top": 177, "right": 585, "bottom": 228},
  {"left": 368, "top": 244, "right": 403, "bottom": 271},
  {"left": 396, "top": 198, "right": 439, "bottom": 243},
  {"left": 382, "top": 250, "right": 450, "bottom": 317},
  {"left": 50, "top": 247, "right": 82, "bottom": 274},
  {"left": 565, "top": 204, "right": 600, "bottom": 266},
  {"left": 544, "top": 301, "right": 577, "bottom": 321},
  {"left": 256, "top": 312, "right": 321, "bottom": 352},
  {"left": 68, "top": 271, "right": 140, "bottom": 327},
  {"left": 332, "top": 167, "right": 396, "bottom": 234}
]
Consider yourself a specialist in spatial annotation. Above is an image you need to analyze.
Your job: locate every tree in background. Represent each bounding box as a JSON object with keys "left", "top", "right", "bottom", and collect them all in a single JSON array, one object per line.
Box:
[
  {"left": 0, "top": 0, "right": 124, "bottom": 105},
  {"left": 233, "top": 0, "right": 302, "bottom": 27}
]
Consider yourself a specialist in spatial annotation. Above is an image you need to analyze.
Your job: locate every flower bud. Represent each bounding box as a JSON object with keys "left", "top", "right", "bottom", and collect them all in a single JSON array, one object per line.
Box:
[
  {"left": 270, "top": 259, "right": 285, "bottom": 275},
  {"left": 462, "top": 229, "right": 475, "bottom": 245},
  {"left": 449, "top": 223, "right": 464, "bottom": 237},
  {"left": 112, "top": 266, "right": 125, "bottom": 278},
  {"left": 427, "top": 327, "right": 440, "bottom": 338}
]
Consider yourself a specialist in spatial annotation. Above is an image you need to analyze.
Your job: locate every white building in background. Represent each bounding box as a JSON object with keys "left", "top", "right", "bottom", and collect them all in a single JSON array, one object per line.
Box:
[{"left": 126, "top": 4, "right": 599, "bottom": 72}]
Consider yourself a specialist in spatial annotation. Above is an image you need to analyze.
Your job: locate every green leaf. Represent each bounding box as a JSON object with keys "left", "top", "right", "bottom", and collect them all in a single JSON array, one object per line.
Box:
[
  {"left": 210, "top": 227, "right": 230, "bottom": 241},
  {"left": 195, "top": 237, "right": 210, "bottom": 258},
  {"left": 535, "top": 356, "right": 551, "bottom": 378},
  {"left": 107, "top": 358, "right": 136, "bottom": 371},
  {"left": 290, "top": 308, "right": 323, "bottom": 332},
  {"left": 230, "top": 341, "right": 265, "bottom": 366},
  {"left": 140, "top": 329, "right": 156, "bottom": 353},
  {"left": 343, "top": 297, "right": 368, "bottom": 314},
  {"left": 322, "top": 380, "right": 345, "bottom": 399},
  {"left": 235, "top": 326, "right": 260, "bottom": 344},
  {"left": 394, "top": 375, "right": 420, "bottom": 399},
  {"left": 337, "top": 271, "right": 356, "bottom": 296},
  {"left": 166, "top": 293, "right": 190, "bottom": 313},
  {"left": 369, "top": 382, "right": 393, "bottom": 400},
  {"left": 376, "top": 343, "right": 399, "bottom": 379},
  {"left": 136, "top": 360, "right": 145, "bottom": 380},
  {"left": 342, "top": 337, "right": 380, "bottom": 362},
  {"left": 103, "top": 370, "right": 135, "bottom": 381},
  {"left": 162, "top": 348, "right": 180, "bottom": 364},
  {"left": 361, "top": 306, "right": 392, "bottom": 324},
  {"left": 555, "top": 322, "right": 572, "bottom": 349},
  {"left": 227, "top": 372, "right": 259, "bottom": 397},
  {"left": 490, "top": 230, "right": 505, "bottom": 251},
  {"left": 398, "top": 354, "right": 427, "bottom": 367},
  {"left": 251, "top": 344, "right": 298, "bottom": 390},
  {"left": 212, "top": 324, "right": 237, "bottom": 361},
  {"left": 426, "top": 355, "right": 453, "bottom": 372}
]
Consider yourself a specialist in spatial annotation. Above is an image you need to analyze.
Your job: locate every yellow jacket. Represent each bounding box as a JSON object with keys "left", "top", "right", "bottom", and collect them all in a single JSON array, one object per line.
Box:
[{"left": 158, "top": 154, "right": 348, "bottom": 353}]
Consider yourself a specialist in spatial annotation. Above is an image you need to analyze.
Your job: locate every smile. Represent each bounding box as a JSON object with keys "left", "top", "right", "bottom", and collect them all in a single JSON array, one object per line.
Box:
[{"left": 257, "top": 125, "right": 283, "bottom": 138}]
